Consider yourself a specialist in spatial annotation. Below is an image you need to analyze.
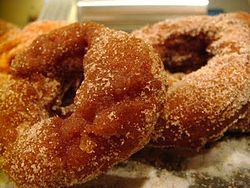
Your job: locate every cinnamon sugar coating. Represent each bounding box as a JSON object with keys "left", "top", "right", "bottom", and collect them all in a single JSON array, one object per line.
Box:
[
  {"left": 0, "top": 74, "right": 60, "bottom": 154},
  {"left": 133, "top": 12, "right": 250, "bottom": 149},
  {"left": 3, "top": 22, "right": 165, "bottom": 187}
]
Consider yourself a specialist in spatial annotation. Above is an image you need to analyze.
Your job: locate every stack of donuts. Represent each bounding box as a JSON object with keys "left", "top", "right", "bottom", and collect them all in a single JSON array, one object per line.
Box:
[{"left": 0, "top": 12, "right": 249, "bottom": 187}]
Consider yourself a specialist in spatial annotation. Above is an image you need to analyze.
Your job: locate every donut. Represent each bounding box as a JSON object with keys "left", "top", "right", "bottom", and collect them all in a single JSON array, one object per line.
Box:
[
  {"left": 0, "top": 20, "right": 66, "bottom": 73},
  {"left": 0, "top": 21, "right": 66, "bottom": 154},
  {"left": 133, "top": 12, "right": 250, "bottom": 149},
  {"left": 3, "top": 22, "right": 165, "bottom": 187}
]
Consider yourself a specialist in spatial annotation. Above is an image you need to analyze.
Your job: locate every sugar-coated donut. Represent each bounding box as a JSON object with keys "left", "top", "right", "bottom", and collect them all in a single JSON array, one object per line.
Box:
[
  {"left": 0, "top": 21, "right": 67, "bottom": 155},
  {"left": 133, "top": 12, "right": 250, "bottom": 149},
  {"left": 3, "top": 22, "right": 165, "bottom": 187}
]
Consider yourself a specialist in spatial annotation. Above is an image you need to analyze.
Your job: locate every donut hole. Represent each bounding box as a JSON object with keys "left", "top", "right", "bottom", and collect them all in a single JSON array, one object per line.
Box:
[
  {"left": 61, "top": 74, "right": 84, "bottom": 107},
  {"left": 161, "top": 34, "right": 213, "bottom": 74},
  {"left": 45, "top": 54, "right": 86, "bottom": 118},
  {"left": 49, "top": 73, "right": 83, "bottom": 118}
]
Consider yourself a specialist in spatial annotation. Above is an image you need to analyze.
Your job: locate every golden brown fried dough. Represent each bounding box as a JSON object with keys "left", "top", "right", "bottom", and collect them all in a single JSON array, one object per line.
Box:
[{"left": 3, "top": 22, "right": 165, "bottom": 187}]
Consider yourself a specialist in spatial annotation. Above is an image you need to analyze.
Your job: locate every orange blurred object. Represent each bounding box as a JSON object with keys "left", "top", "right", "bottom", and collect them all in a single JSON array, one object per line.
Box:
[{"left": 0, "top": 20, "right": 66, "bottom": 73}]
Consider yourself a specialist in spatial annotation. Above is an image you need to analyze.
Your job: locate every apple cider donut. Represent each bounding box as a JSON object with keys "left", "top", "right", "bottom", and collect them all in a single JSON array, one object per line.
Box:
[
  {"left": 133, "top": 12, "right": 250, "bottom": 149},
  {"left": 3, "top": 22, "right": 165, "bottom": 187}
]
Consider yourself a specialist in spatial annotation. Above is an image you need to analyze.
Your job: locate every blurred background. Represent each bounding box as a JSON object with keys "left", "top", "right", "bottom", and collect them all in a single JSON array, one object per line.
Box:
[{"left": 0, "top": 0, "right": 249, "bottom": 30}]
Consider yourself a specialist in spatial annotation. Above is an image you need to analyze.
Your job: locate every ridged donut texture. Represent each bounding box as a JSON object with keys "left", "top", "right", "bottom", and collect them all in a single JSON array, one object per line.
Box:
[
  {"left": 3, "top": 22, "right": 165, "bottom": 187},
  {"left": 133, "top": 12, "right": 250, "bottom": 149}
]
